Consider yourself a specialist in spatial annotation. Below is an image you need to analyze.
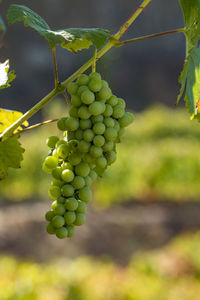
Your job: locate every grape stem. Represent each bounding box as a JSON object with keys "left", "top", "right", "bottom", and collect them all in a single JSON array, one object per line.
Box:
[
  {"left": 63, "top": 92, "right": 71, "bottom": 107},
  {"left": 52, "top": 47, "right": 59, "bottom": 87},
  {"left": 13, "top": 119, "right": 59, "bottom": 135},
  {"left": 0, "top": 0, "right": 151, "bottom": 141},
  {"left": 92, "top": 48, "right": 97, "bottom": 73}
]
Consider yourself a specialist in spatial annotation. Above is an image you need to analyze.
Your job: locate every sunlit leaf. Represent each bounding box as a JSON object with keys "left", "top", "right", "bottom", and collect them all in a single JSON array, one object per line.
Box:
[
  {"left": 0, "top": 60, "right": 16, "bottom": 89},
  {"left": 0, "top": 108, "right": 29, "bottom": 133}
]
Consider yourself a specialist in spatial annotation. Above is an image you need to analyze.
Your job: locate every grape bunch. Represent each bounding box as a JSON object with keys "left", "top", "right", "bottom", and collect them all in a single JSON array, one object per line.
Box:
[{"left": 42, "top": 72, "right": 134, "bottom": 239}]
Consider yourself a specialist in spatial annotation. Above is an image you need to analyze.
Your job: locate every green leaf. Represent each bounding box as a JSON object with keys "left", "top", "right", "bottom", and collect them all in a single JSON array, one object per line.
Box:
[
  {"left": 0, "top": 16, "right": 6, "bottom": 34},
  {"left": 0, "top": 136, "right": 24, "bottom": 180},
  {"left": 7, "top": 5, "right": 110, "bottom": 52},
  {"left": 0, "top": 60, "right": 16, "bottom": 89},
  {"left": 0, "top": 108, "right": 29, "bottom": 133}
]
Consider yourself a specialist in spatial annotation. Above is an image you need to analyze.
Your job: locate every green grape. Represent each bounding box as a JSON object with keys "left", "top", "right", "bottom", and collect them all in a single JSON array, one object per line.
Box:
[
  {"left": 66, "top": 131, "right": 76, "bottom": 140},
  {"left": 118, "top": 112, "right": 134, "bottom": 127},
  {"left": 84, "top": 176, "right": 92, "bottom": 186},
  {"left": 104, "top": 127, "right": 117, "bottom": 141},
  {"left": 101, "top": 80, "right": 109, "bottom": 88},
  {"left": 61, "top": 184, "right": 74, "bottom": 197},
  {"left": 102, "top": 141, "right": 114, "bottom": 152},
  {"left": 113, "top": 120, "right": 120, "bottom": 132},
  {"left": 67, "top": 225, "right": 76, "bottom": 237},
  {"left": 78, "top": 105, "right": 91, "bottom": 119},
  {"left": 88, "top": 78, "right": 102, "bottom": 92},
  {"left": 46, "top": 136, "right": 59, "bottom": 148},
  {"left": 68, "top": 153, "right": 82, "bottom": 166},
  {"left": 105, "top": 150, "right": 117, "bottom": 165},
  {"left": 118, "top": 127, "right": 125, "bottom": 137},
  {"left": 96, "top": 156, "right": 107, "bottom": 168},
  {"left": 77, "top": 74, "right": 89, "bottom": 86},
  {"left": 80, "top": 119, "right": 92, "bottom": 130},
  {"left": 76, "top": 200, "right": 87, "bottom": 213},
  {"left": 46, "top": 223, "right": 55, "bottom": 234},
  {"left": 64, "top": 211, "right": 76, "bottom": 225},
  {"left": 71, "top": 176, "right": 85, "bottom": 189},
  {"left": 91, "top": 115, "right": 104, "bottom": 123},
  {"left": 81, "top": 90, "right": 95, "bottom": 104},
  {"left": 45, "top": 210, "right": 55, "bottom": 221},
  {"left": 65, "top": 197, "right": 78, "bottom": 211},
  {"left": 84, "top": 153, "right": 95, "bottom": 164},
  {"left": 90, "top": 145, "right": 103, "bottom": 158},
  {"left": 97, "top": 87, "right": 112, "bottom": 101},
  {"left": 83, "top": 129, "right": 95, "bottom": 142},
  {"left": 78, "top": 186, "right": 92, "bottom": 203},
  {"left": 104, "top": 117, "right": 115, "bottom": 128},
  {"left": 93, "top": 135, "right": 105, "bottom": 147},
  {"left": 107, "top": 95, "right": 118, "bottom": 106},
  {"left": 61, "top": 162, "right": 73, "bottom": 171},
  {"left": 89, "top": 170, "right": 97, "bottom": 181},
  {"left": 75, "top": 162, "right": 90, "bottom": 177},
  {"left": 51, "top": 215, "right": 65, "bottom": 228},
  {"left": 57, "top": 117, "right": 68, "bottom": 131},
  {"left": 69, "top": 106, "right": 79, "bottom": 118},
  {"left": 112, "top": 104, "right": 125, "bottom": 119},
  {"left": 57, "top": 144, "right": 70, "bottom": 159},
  {"left": 51, "top": 201, "right": 65, "bottom": 215},
  {"left": 93, "top": 122, "right": 106, "bottom": 135},
  {"left": 65, "top": 117, "right": 79, "bottom": 131},
  {"left": 52, "top": 167, "right": 62, "bottom": 180},
  {"left": 89, "top": 102, "right": 106, "bottom": 116},
  {"left": 55, "top": 227, "right": 68, "bottom": 239},
  {"left": 94, "top": 166, "right": 106, "bottom": 177},
  {"left": 117, "top": 98, "right": 126, "bottom": 108},
  {"left": 77, "top": 85, "right": 88, "bottom": 96},
  {"left": 67, "top": 82, "right": 78, "bottom": 95},
  {"left": 44, "top": 156, "right": 58, "bottom": 170},
  {"left": 75, "top": 129, "right": 84, "bottom": 140},
  {"left": 68, "top": 140, "right": 79, "bottom": 152},
  {"left": 78, "top": 140, "right": 91, "bottom": 153},
  {"left": 103, "top": 104, "right": 113, "bottom": 117},
  {"left": 71, "top": 94, "right": 82, "bottom": 107},
  {"left": 48, "top": 185, "right": 61, "bottom": 199},
  {"left": 89, "top": 72, "right": 101, "bottom": 81},
  {"left": 58, "top": 196, "right": 66, "bottom": 204},
  {"left": 61, "top": 169, "right": 75, "bottom": 183},
  {"left": 51, "top": 179, "right": 64, "bottom": 187},
  {"left": 74, "top": 213, "right": 86, "bottom": 226},
  {"left": 42, "top": 163, "right": 52, "bottom": 174},
  {"left": 55, "top": 139, "right": 67, "bottom": 148}
]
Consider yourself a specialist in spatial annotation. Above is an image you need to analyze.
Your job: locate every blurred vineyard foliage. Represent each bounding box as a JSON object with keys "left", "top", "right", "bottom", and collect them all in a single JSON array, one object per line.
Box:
[
  {"left": 0, "top": 231, "right": 200, "bottom": 300},
  {"left": 0, "top": 100, "right": 200, "bottom": 206}
]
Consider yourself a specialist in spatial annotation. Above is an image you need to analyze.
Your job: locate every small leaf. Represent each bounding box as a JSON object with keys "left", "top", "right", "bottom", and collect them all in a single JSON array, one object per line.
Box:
[
  {"left": 0, "top": 108, "right": 29, "bottom": 133},
  {"left": 0, "top": 16, "right": 6, "bottom": 34},
  {"left": 0, "top": 136, "right": 24, "bottom": 180},
  {"left": 0, "top": 60, "right": 16, "bottom": 89},
  {"left": 7, "top": 5, "right": 110, "bottom": 52}
]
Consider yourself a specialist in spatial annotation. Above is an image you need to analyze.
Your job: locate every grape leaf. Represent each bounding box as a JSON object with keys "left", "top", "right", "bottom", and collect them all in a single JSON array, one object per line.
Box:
[
  {"left": 0, "top": 108, "right": 29, "bottom": 133},
  {"left": 0, "top": 60, "right": 16, "bottom": 89},
  {"left": 7, "top": 5, "right": 110, "bottom": 52},
  {"left": 0, "top": 16, "right": 6, "bottom": 34},
  {"left": 177, "top": 0, "right": 200, "bottom": 117},
  {"left": 0, "top": 136, "right": 24, "bottom": 180}
]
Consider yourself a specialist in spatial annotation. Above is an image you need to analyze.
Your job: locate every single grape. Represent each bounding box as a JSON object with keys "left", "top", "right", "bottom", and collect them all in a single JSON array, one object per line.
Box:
[
  {"left": 88, "top": 170, "right": 97, "bottom": 181},
  {"left": 104, "top": 117, "right": 115, "bottom": 128},
  {"left": 51, "top": 215, "right": 65, "bottom": 228},
  {"left": 84, "top": 176, "right": 92, "bottom": 186},
  {"left": 75, "top": 129, "right": 84, "bottom": 140},
  {"left": 77, "top": 74, "right": 89, "bottom": 86},
  {"left": 61, "top": 184, "right": 74, "bottom": 197},
  {"left": 55, "top": 227, "right": 68, "bottom": 239},
  {"left": 105, "top": 150, "right": 117, "bottom": 165},
  {"left": 51, "top": 201, "right": 65, "bottom": 215},
  {"left": 55, "top": 139, "right": 67, "bottom": 148},
  {"left": 61, "top": 169, "right": 75, "bottom": 183},
  {"left": 76, "top": 200, "right": 87, "bottom": 214},
  {"left": 83, "top": 129, "right": 95, "bottom": 142},
  {"left": 93, "top": 122, "right": 106, "bottom": 135},
  {"left": 75, "top": 162, "right": 90, "bottom": 177},
  {"left": 71, "top": 94, "right": 82, "bottom": 107},
  {"left": 78, "top": 140, "right": 91, "bottom": 153},
  {"left": 67, "top": 82, "right": 78, "bottom": 95},
  {"left": 57, "top": 144, "right": 70, "bottom": 159},
  {"left": 57, "top": 117, "right": 68, "bottom": 131},
  {"left": 97, "top": 87, "right": 112, "bottom": 101},
  {"left": 102, "top": 141, "right": 114, "bottom": 152},
  {"left": 44, "top": 156, "right": 58, "bottom": 170},
  {"left": 78, "top": 186, "right": 92, "bottom": 203},
  {"left": 112, "top": 104, "right": 125, "bottom": 119},
  {"left": 69, "top": 106, "right": 79, "bottom": 118},
  {"left": 52, "top": 167, "right": 62, "bottom": 180},
  {"left": 88, "top": 102, "right": 105, "bottom": 116},
  {"left": 83, "top": 153, "right": 95, "bottom": 165},
  {"left": 90, "top": 145, "right": 103, "bottom": 158},
  {"left": 118, "top": 127, "right": 125, "bottom": 137},
  {"left": 93, "top": 135, "right": 105, "bottom": 147},
  {"left": 61, "top": 162, "right": 73, "bottom": 171},
  {"left": 81, "top": 90, "right": 95, "bottom": 104},
  {"left": 96, "top": 156, "right": 107, "bottom": 168},
  {"left": 65, "top": 117, "right": 79, "bottom": 131},
  {"left": 118, "top": 112, "right": 134, "bottom": 127},
  {"left": 89, "top": 72, "right": 101, "bottom": 81},
  {"left": 80, "top": 119, "right": 92, "bottom": 130},
  {"left": 42, "top": 163, "right": 52, "bottom": 174},
  {"left": 107, "top": 95, "right": 118, "bottom": 106},
  {"left": 77, "top": 85, "right": 88, "bottom": 96},
  {"left": 88, "top": 78, "right": 102, "bottom": 92},
  {"left": 46, "top": 136, "right": 59, "bottom": 148},
  {"left": 66, "top": 131, "right": 76, "bottom": 140},
  {"left": 117, "top": 98, "right": 126, "bottom": 108},
  {"left": 91, "top": 115, "right": 104, "bottom": 123},
  {"left": 101, "top": 80, "right": 109, "bottom": 88},
  {"left": 45, "top": 210, "right": 55, "bottom": 221},
  {"left": 67, "top": 225, "right": 76, "bottom": 237},
  {"left": 64, "top": 211, "right": 76, "bottom": 225},
  {"left": 46, "top": 223, "right": 55, "bottom": 234},
  {"left": 68, "top": 153, "right": 82, "bottom": 166},
  {"left": 78, "top": 105, "right": 91, "bottom": 119},
  {"left": 103, "top": 104, "right": 113, "bottom": 117},
  {"left": 113, "top": 120, "right": 120, "bottom": 132},
  {"left": 71, "top": 176, "right": 85, "bottom": 190},
  {"left": 65, "top": 197, "right": 78, "bottom": 211},
  {"left": 48, "top": 185, "right": 61, "bottom": 199},
  {"left": 74, "top": 213, "right": 86, "bottom": 226},
  {"left": 58, "top": 196, "right": 66, "bottom": 204},
  {"left": 104, "top": 127, "right": 117, "bottom": 141}
]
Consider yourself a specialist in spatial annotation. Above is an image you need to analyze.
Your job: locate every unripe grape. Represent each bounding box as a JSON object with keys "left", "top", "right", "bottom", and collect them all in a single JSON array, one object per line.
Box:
[
  {"left": 89, "top": 170, "right": 97, "bottom": 181},
  {"left": 77, "top": 74, "right": 89, "bottom": 86},
  {"left": 78, "top": 105, "right": 91, "bottom": 119},
  {"left": 84, "top": 153, "right": 95, "bottom": 164},
  {"left": 52, "top": 167, "right": 62, "bottom": 180},
  {"left": 83, "top": 129, "right": 94, "bottom": 142},
  {"left": 89, "top": 72, "right": 101, "bottom": 81},
  {"left": 78, "top": 186, "right": 92, "bottom": 203},
  {"left": 44, "top": 156, "right": 58, "bottom": 170},
  {"left": 113, "top": 120, "right": 120, "bottom": 132},
  {"left": 77, "top": 85, "right": 88, "bottom": 96},
  {"left": 97, "top": 87, "right": 112, "bottom": 101},
  {"left": 58, "top": 196, "right": 66, "bottom": 204},
  {"left": 75, "top": 162, "right": 90, "bottom": 177},
  {"left": 81, "top": 90, "right": 95, "bottom": 104},
  {"left": 84, "top": 176, "right": 93, "bottom": 186},
  {"left": 80, "top": 119, "right": 92, "bottom": 130},
  {"left": 61, "top": 162, "right": 73, "bottom": 171},
  {"left": 51, "top": 201, "right": 65, "bottom": 215},
  {"left": 57, "top": 117, "right": 68, "bottom": 131},
  {"left": 42, "top": 163, "right": 52, "bottom": 174},
  {"left": 61, "top": 184, "right": 74, "bottom": 197},
  {"left": 76, "top": 200, "right": 87, "bottom": 214},
  {"left": 118, "top": 127, "right": 125, "bottom": 137},
  {"left": 46, "top": 136, "right": 59, "bottom": 148},
  {"left": 93, "top": 135, "right": 105, "bottom": 147},
  {"left": 69, "top": 106, "right": 79, "bottom": 118},
  {"left": 67, "top": 82, "right": 78, "bottom": 95},
  {"left": 74, "top": 213, "right": 86, "bottom": 226},
  {"left": 67, "top": 225, "right": 76, "bottom": 237},
  {"left": 66, "top": 131, "right": 75, "bottom": 140},
  {"left": 68, "top": 140, "right": 79, "bottom": 152},
  {"left": 118, "top": 112, "right": 134, "bottom": 127},
  {"left": 107, "top": 95, "right": 118, "bottom": 106},
  {"left": 104, "top": 117, "right": 115, "bottom": 128},
  {"left": 78, "top": 140, "right": 91, "bottom": 153},
  {"left": 65, "top": 197, "right": 78, "bottom": 211},
  {"left": 105, "top": 150, "right": 117, "bottom": 165},
  {"left": 117, "top": 98, "right": 126, "bottom": 108},
  {"left": 71, "top": 94, "right": 82, "bottom": 107},
  {"left": 71, "top": 176, "right": 85, "bottom": 189},
  {"left": 103, "top": 104, "right": 113, "bottom": 117},
  {"left": 91, "top": 115, "right": 104, "bottom": 123},
  {"left": 93, "top": 122, "right": 106, "bottom": 135},
  {"left": 51, "top": 215, "right": 65, "bottom": 228},
  {"left": 46, "top": 223, "right": 55, "bottom": 234},
  {"left": 101, "top": 80, "right": 109, "bottom": 88},
  {"left": 104, "top": 127, "right": 117, "bottom": 141},
  {"left": 45, "top": 210, "right": 55, "bottom": 221},
  {"left": 51, "top": 179, "right": 64, "bottom": 187},
  {"left": 88, "top": 78, "right": 102, "bottom": 92},
  {"left": 102, "top": 141, "right": 114, "bottom": 152},
  {"left": 48, "top": 185, "right": 61, "bottom": 199},
  {"left": 90, "top": 145, "right": 103, "bottom": 158},
  {"left": 61, "top": 169, "right": 74, "bottom": 183},
  {"left": 56, "top": 139, "right": 67, "bottom": 148},
  {"left": 57, "top": 144, "right": 70, "bottom": 159},
  {"left": 65, "top": 117, "right": 79, "bottom": 131},
  {"left": 75, "top": 129, "right": 84, "bottom": 140},
  {"left": 96, "top": 156, "right": 107, "bottom": 168},
  {"left": 64, "top": 211, "right": 76, "bottom": 225},
  {"left": 88, "top": 102, "right": 105, "bottom": 116},
  {"left": 112, "top": 104, "right": 125, "bottom": 119},
  {"left": 68, "top": 153, "right": 82, "bottom": 166},
  {"left": 55, "top": 227, "right": 68, "bottom": 239}
]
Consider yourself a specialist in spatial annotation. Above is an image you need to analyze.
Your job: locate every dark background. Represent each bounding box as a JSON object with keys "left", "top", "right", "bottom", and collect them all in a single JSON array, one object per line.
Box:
[{"left": 0, "top": 0, "right": 184, "bottom": 122}]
